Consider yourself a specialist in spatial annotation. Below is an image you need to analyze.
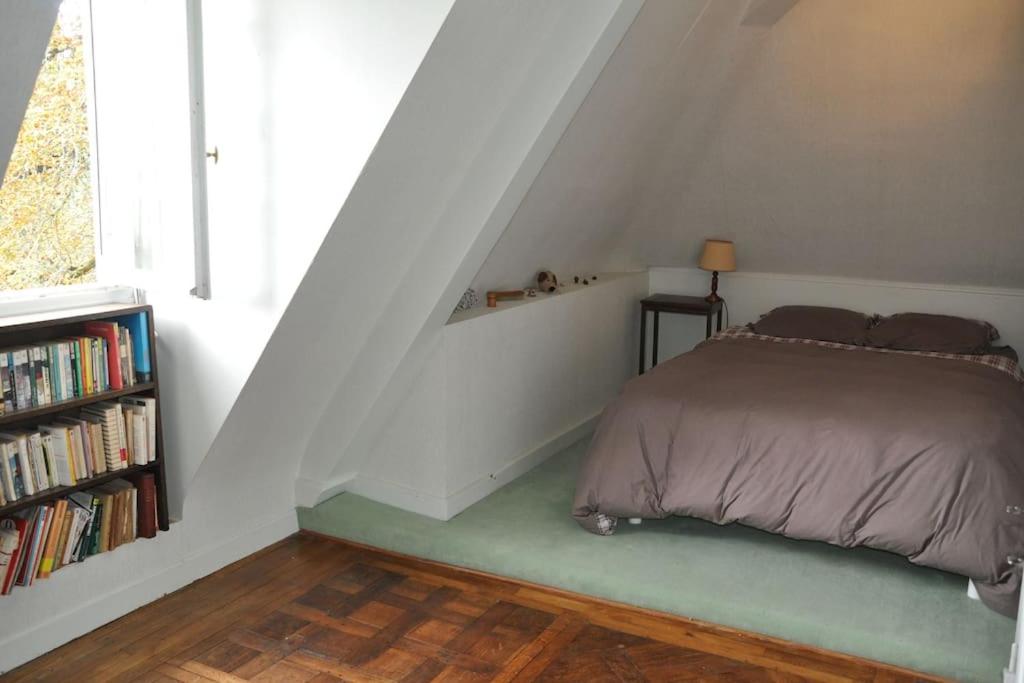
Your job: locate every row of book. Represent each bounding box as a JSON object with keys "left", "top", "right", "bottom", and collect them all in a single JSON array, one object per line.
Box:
[
  {"left": 0, "top": 473, "right": 158, "bottom": 595},
  {"left": 0, "top": 396, "right": 157, "bottom": 506},
  {"left": 0, "top": 311, "right": 152, "bottom": 416}
]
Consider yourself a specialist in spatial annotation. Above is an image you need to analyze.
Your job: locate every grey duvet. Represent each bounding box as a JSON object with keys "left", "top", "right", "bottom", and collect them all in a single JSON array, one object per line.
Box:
[{"left": 572, "top": 329, "right": 1024, "bottom": 615}]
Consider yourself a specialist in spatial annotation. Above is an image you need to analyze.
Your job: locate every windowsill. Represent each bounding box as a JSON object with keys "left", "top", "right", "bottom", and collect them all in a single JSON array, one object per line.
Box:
[{"left": 0, "top": 283, "right": 140, "bottom": 319}]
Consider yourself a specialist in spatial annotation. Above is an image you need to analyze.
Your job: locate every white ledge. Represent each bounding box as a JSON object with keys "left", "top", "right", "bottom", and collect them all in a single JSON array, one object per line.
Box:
[{"left": 448, "top": 271, "right": 645, "bottom": 325}]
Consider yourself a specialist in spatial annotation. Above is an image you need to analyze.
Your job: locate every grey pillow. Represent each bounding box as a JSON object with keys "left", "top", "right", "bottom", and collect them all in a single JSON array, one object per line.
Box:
[
  {"left": 866, "top": 313, "right": 999, "bottom": 354},
  {"left": 750, "top": 306, "right": 873, "bottom": 344}
]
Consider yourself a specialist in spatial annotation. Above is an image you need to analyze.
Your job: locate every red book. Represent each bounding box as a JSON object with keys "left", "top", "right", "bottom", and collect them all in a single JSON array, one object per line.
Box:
[
  {"left": 137, "top": 473, "right": 157, "bottom": 539},
  {"left": 83, "top": 322, "right": 123, "bottom": 390},
  {"left": 1, "top": 516, "right": 28, "bottom": 594}
]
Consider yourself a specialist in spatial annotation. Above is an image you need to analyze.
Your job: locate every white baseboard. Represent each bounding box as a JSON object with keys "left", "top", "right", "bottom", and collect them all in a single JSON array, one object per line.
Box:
[
  {"left": 334, "top": 413, "right": 599, "bottom": 521},
  {"left": 345, "top": 474, "right": 449, "bottom": 520},
  {"left": 0, "top": 511, "right": 298, "bottom": 674},
  {"left": 442, "top": 412, "right": 598, "bottom": 518}
]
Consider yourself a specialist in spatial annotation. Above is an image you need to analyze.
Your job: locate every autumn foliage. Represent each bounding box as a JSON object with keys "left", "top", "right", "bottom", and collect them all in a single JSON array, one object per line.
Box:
[{"left": 0, "top": 8, "right": 95, "bottom": 291}]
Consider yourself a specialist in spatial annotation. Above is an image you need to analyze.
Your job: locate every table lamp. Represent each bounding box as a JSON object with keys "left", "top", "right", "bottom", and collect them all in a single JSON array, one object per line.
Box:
[{"left": 699, "top": 239, "right": 736, "bottom": 303}]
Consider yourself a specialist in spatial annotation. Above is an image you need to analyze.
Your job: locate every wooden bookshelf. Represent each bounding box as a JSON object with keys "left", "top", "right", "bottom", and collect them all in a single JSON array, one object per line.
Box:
[
  {"left": 0, "top": 304, "right": 169, "bottom": 532},
  {"left": 0, "top": 383, "right": 155, "bottom": 427}
]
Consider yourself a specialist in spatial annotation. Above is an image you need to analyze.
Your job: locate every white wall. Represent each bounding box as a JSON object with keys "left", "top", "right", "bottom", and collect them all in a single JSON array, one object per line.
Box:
[
  {"left": 648, "top": 267, "right": 1024, "bottom": 364},
  {"left": 0, "top": 0, "right": 59, "bottom": 180},
  {"left": 342, "top": 272, "right": 647, "bottom": 519},
  {"left": 242, "top": 0, "right": 643, "bottom": 509},
  {"left": 472, "top": 0, "right": 1024, "bottom": 294},
  {"left": 0, "top": 0, "right": 452, "bottom": 671}
]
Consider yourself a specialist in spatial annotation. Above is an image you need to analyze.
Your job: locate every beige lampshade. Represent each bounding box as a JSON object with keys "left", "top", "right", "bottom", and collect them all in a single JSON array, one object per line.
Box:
[{"left": 699, "top": 239, "right": 736, "bottom": 272}]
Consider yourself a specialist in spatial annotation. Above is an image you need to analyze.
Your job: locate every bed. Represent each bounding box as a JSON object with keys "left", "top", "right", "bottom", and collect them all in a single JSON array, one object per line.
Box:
[{"left": 572, "top": 312, "right": 1024, "bottom": 616}]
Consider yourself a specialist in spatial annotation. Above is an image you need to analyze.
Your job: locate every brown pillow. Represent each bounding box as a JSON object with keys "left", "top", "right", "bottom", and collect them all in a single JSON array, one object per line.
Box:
[
  {"left": 750, "top": 306, "right": 873, "bottom": 344},
  {"left": 866, "top": 313, "right": 999, "bottom": 354}
]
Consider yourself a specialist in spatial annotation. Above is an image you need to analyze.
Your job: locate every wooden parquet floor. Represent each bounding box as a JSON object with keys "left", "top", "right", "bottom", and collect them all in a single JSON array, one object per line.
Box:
[{"left": 5, "top": 532, "right": 942, "bottom": 682}]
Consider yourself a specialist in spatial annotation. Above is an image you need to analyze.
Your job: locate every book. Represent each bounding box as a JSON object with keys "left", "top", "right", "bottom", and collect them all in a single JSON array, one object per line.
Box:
[
  {"left": 28, "top": 347, "right": 40, "bottom": 407},
  {"left": 69, "top": 492, "right": 96, "bottom": 562},
  {"left": 0, "top": 352, "right": 11, "bottom": 414},
  {"left": 39, "top": 433, "right": 57, "bottom": 490},
  {"left": 36, "top": 346, "right": 52, "bottom": 406},
  {"left": 0, "top": 523, "right": 21, "bottom": 593},
  {"left": 120, "top": 406, "right": 147, "bottom": 466},
  {"left": 55, "top": 418, "right": 93, "bottom": 480},
  {"left": 119, "top": 328, "right": 134, "bottom": 388},
  {"left": 84, "top": 322, "right": 123, "bottom": 391},
  {"left": 80, "top": 404, "right": 125, "bottom": 471},
  {"left": 60, "top": 500, "right": 89, "bottom": 567},
  {"left": 89, "top": 490, "right": 109, "bottom": 555},
  {"left": 37, "top": 498, "right": 67, "bottom": 579},
  {"left": 39, "top": 425, "right": 75, "bottom": 486},
  {"left": 0, "top": 434, "right": 31, "bottom": 497},
  {"left": 0, "top": 516, "right": 27, "bottom": 594},
  {"left": 60, "top": 341, "right": 74, "bottom": 400},
  {"left": 12, "top": 349, "right": 30, "bottom": 410},
  {"left": 68, "top": 338, "right": 83, "bottom": 398},
  {"left": 120, "top": 396, "right": 157, "bottom": 461},
  {"left": 112, "top": 312, "right": 151, "bottom": 383},
  {"left": 1, "top": 439, "right": 25, "bottom": 501},
  {"left": 15, "top": 506, "right": 46, "bottom": 587},
  {"left": 136, "top": 473, "right": 157, "bottom": 539},
  {"left": 52, "top": 506, "right": 74, "bottom": 571},
  {"left": 48, "top": 343, "right": 62, "bottom": 402}
]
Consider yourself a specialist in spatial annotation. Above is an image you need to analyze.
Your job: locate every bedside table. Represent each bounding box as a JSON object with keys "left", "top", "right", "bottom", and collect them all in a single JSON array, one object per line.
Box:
[{"left": 639, "top": 294, "right": 724, "bottom": 374}]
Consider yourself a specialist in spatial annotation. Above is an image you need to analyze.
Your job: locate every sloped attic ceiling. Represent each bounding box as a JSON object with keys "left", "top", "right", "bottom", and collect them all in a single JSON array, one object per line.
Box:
[
  {"left": 472, "top": 0, "right": 1024, "bottom": 292},
  {"left": 0, "top": 0, "right": 60, "bottom": 182}
]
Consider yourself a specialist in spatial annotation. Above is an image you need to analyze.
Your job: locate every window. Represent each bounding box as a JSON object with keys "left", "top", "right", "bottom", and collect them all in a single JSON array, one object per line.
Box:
[{"left": 0, "top": 0, "right": 97, "bottom": 292}]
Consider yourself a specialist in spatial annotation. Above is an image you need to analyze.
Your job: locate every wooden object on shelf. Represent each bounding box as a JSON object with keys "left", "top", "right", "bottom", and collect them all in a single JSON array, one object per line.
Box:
[
  {"left": 486, "top": 290, "right": 526, "bottom": 308},
  {"left": 0, "top": 304, "right": 169, "bottom": 532}
]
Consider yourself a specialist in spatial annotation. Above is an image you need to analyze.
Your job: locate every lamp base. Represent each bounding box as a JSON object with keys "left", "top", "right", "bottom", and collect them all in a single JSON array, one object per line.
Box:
[{"left": 704, "top": 270, "right": 721, "bottom": 304}]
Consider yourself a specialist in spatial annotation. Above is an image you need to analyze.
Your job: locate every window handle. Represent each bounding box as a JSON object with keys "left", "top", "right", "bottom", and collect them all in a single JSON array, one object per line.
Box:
[{"left": 206, "top": 146, "right": 219, "bottom": 164}]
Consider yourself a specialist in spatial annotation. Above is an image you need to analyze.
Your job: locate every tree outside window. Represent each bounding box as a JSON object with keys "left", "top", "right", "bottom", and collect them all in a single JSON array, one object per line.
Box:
[{"left": 0, "top": 0, "right": 96, "bottom": 291}]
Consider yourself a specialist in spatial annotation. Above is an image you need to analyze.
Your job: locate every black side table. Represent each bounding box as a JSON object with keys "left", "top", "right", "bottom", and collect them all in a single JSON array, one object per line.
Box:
[{"left": 639, "top": 294, "right": 724, "bottom": 374}]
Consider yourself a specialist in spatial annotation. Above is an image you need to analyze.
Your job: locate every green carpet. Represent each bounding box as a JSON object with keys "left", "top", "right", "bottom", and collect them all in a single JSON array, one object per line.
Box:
[{"left": 298, "top": 439, "right": 1014, "bottom": 681}]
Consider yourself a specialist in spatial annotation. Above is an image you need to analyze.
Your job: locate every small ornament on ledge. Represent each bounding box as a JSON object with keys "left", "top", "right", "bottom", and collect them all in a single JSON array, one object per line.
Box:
[{"left": 537, "top": 270, "right": 559, "bottom": 293}]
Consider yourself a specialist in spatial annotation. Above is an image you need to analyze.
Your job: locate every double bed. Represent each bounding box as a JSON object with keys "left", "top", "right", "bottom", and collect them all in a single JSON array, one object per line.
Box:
[{"left": 573, "top": 308, "right": 1024, "bottom": 616}]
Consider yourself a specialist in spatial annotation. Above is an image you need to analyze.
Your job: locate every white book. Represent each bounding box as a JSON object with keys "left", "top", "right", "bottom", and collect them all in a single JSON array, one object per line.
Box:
[
  {"left": 60, "top": 342, "right": 73, "bottom": 400},
  {"left": 0, "top": 442, "right": 16, "bottom": 501},
  {"left": 39, "top": 347, "right": 52, "bottom": 405},
  {"left": 87, "top": 422, "right": 106, "bottom": 475},
  {"left": 57, "top": 419, "right": 95, "bottom": 479},
  {"left": 81, "top": 406, "right": 123, "bottom": 471},
  {"left": 12, "top": 348, "right": 30, "bottom": 410},
  {"left": 119, "top": 396, "right": 157, "bottom": 462},
  {"left": 65, "top": 422, "right": 88, "bottom": 480},
  {"left": 39, "top": 425, "right": 75, "bottom": 486},
  {"left": 60, "top": 511, "right": 81, "bottom": 567},
  {"left": 0, "top": 352, "right": 9, "bottom": 414},
  {"left": 0, "top": 434, "right": 34, "bottom": 497},
  {"left": 130, "top": 411, "right": 147, "bottom": 465},
  {"left": 91, "top": 402, "right": 129, "bottom": 468},
  {"left": 40, "top": 433, "right": 57, "bottom": 488},
  {"left": 27, "top": 433, "right": 49, "bottom": 492}
]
